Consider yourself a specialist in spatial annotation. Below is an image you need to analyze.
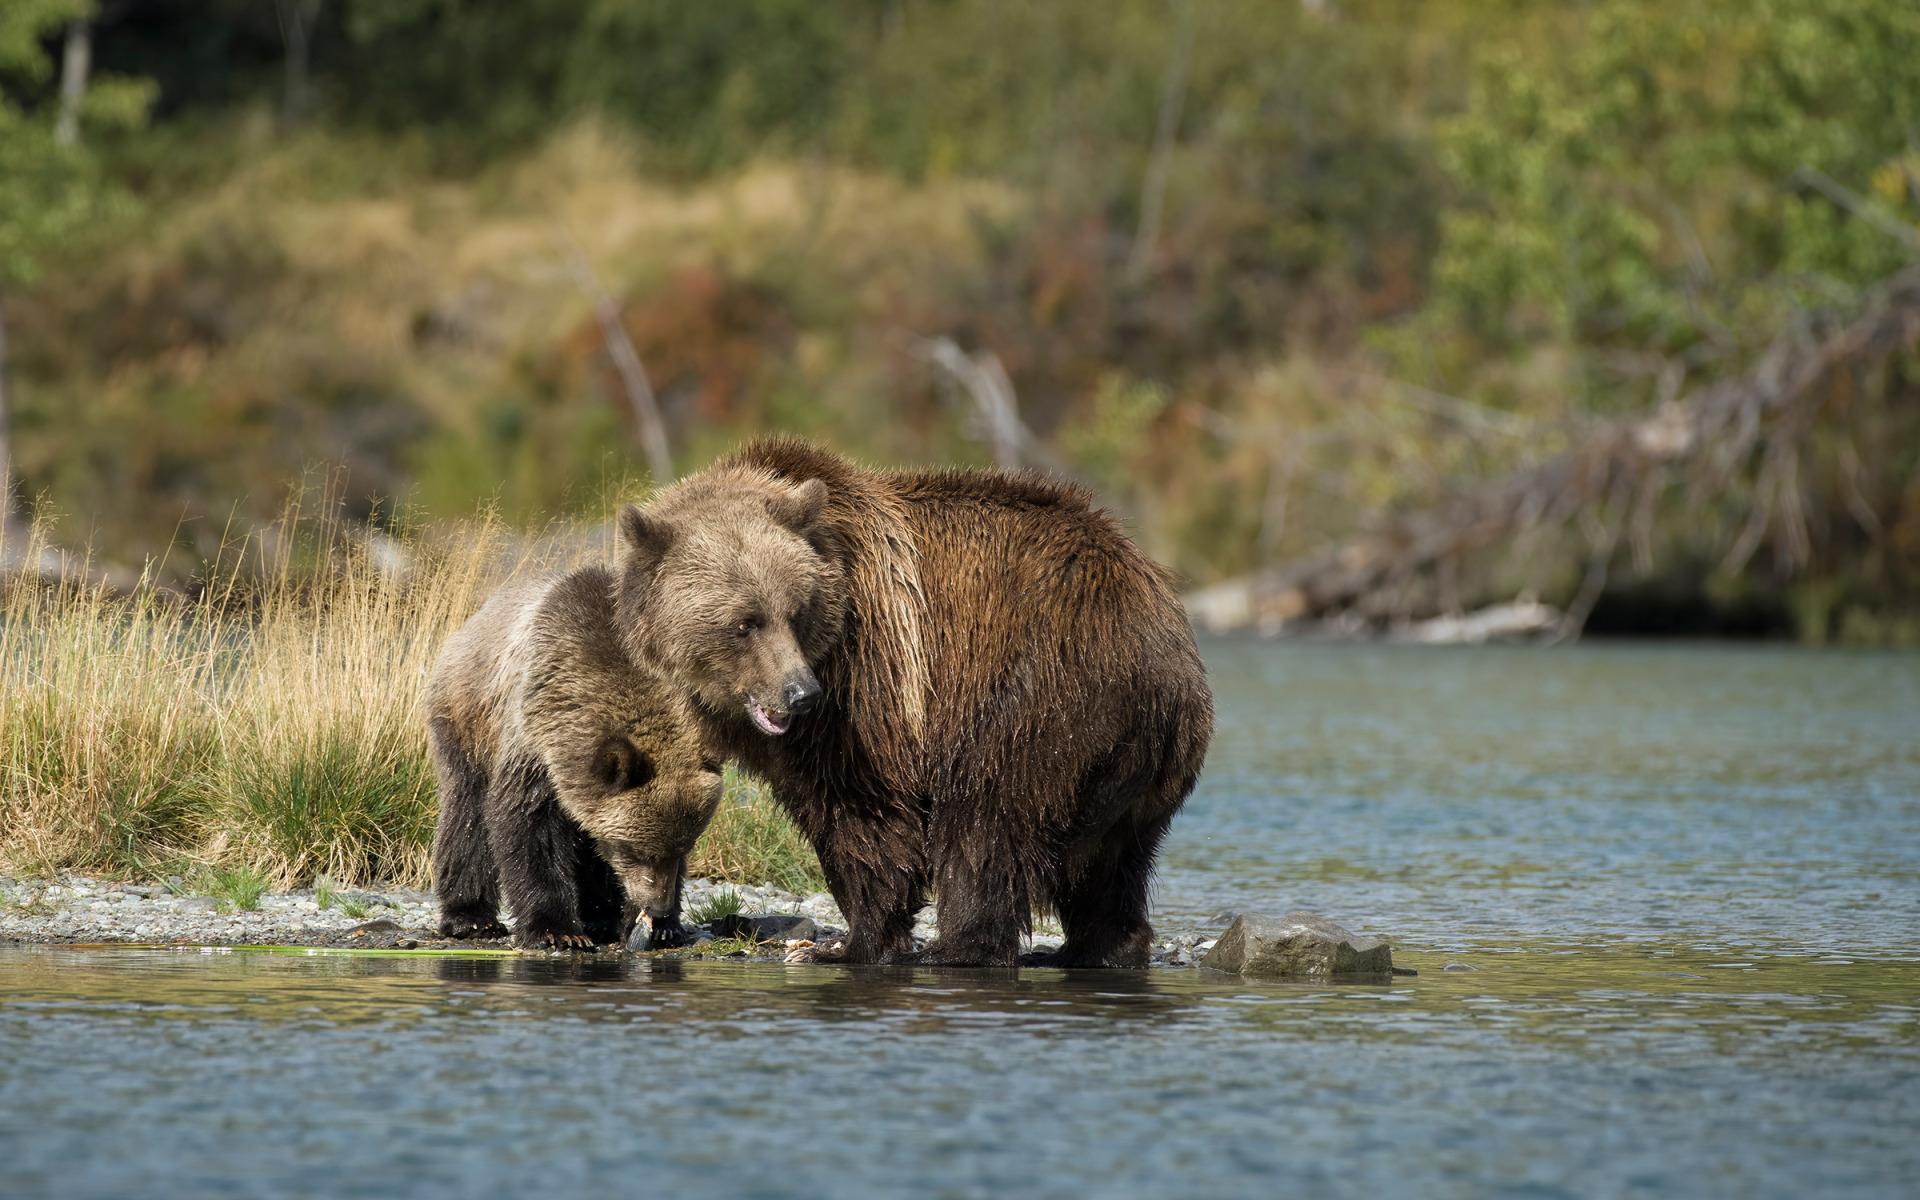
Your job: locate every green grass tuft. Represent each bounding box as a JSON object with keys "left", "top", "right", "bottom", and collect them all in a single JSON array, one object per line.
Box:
[
  {"left": 199, "top": 864, "right": 270, "bottom": 912},
  {"left": 688, "top": 932, "right": 767, "bottom": 957},
  {"left": 687, "top": 768, "right": 826, "bottom": 894},
  {"left": 338, "top": 897, "right": 372, "bottom": 920},
  {"left": 686, "top": 887, "right": 743, "bottom": 925},
  {"left": 314, "top": 876, "right": 336, "bottom": 911}
]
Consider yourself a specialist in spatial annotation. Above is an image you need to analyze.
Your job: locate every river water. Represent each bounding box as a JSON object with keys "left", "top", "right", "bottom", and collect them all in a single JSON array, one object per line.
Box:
[{"left": 3, "top": 642, "right": 1917, "bottom": 1198}]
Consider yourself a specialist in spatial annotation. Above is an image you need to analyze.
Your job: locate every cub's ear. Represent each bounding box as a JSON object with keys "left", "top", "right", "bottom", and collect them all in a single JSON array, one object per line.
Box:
[
  {"left": 766, "top": 478, "right": 828, "bottom": 531},
  {"left": 591, "top": 737, "right": 655, "bottom": 792},
  {"left": 618, "top": 504, "right": 674, "bottom": 570}
]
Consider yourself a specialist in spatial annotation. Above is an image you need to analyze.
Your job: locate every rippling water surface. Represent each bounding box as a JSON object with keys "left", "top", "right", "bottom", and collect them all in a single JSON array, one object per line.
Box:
[{"left": 4, "top": 642, "right": 1918, "bottom": 1199}]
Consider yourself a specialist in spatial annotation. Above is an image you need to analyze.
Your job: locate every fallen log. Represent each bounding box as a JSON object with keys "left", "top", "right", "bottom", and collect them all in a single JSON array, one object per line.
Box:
[{"left": 1188, "top": 266, "right": 1920, "bottom": 639}]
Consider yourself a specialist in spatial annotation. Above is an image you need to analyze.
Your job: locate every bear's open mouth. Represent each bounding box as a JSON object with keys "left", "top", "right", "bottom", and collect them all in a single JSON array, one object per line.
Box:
[{"left": 747, "top": 698, "right": 792, "bottom": 735}]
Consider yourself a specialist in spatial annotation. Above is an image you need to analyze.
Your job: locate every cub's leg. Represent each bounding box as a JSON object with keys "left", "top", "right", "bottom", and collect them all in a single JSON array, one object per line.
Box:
[
  {"left": 596, "top": 843, "right": 690, "bottom": 949},
  {"left": 429, "top": 718, "right": 507, "bottom": 939},
  {"left": 574, "top": 832, "right": 625, "bottom": 946},
  {"left": 485, "top": 758, "right": 593, "bottom": 949}
]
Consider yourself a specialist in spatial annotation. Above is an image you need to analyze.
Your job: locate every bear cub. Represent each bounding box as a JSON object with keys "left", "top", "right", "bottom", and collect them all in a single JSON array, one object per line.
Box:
[{"left": 428, "top": 565, "right": 723, "bottom": 949}]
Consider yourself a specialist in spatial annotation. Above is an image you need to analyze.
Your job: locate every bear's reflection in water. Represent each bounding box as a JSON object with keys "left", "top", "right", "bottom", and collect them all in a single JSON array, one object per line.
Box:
[{"left": 427, "top": 954, "right": 1193, "bottom": 1033}]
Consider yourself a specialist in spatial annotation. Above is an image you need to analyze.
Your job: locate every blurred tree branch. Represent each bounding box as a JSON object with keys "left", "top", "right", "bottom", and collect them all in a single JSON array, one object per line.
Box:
[
  {"left": 54, "top": 19, "right": 89, "bottom": 148},
  {"left": 1792, "top": 165, "right": 1920, "bottom": 254},
  {"left": 1125, "top": 0, "right": 1194, "bottom": 286},
  {"left": 900, "top": 332, "right": 1070, "bottom": 476},
  {"left": 275, "top": 0, "right": 324, "bottom": 127},
  {"left": 550, "top": 224, "right": 675, "bottom": 486}
]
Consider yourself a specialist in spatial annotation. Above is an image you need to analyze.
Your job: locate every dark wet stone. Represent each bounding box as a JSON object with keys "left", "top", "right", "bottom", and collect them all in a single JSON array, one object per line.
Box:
[
  {"left": 346, "top": 919, "right": 402, "bottom": 936},
  {"left": 710, "top": 914, "right": 817, "bottom": 943},
  {"left": 1199, "top": 912, "right": 1393, "bottom": 980}
]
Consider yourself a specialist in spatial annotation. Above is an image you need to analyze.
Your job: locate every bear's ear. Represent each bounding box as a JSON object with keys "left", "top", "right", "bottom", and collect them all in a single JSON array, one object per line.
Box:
[
  {"left": 591, "top": 737, "right": 655, "bottom": 792},
  {"left": 766, "top": 478, "right": 828, "bottom": 532},
  {"left": 617, "top": 504, "right": 674, "bottom": 570}
]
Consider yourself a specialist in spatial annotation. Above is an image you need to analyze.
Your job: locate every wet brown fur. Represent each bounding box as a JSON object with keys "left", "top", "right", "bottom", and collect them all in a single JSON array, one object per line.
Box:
[
  {"left": 616, "top": 438, "right": 1213, "bottom": 967},
  {"left": 428, "top": 566, "right": 723, "bottom": 949}
]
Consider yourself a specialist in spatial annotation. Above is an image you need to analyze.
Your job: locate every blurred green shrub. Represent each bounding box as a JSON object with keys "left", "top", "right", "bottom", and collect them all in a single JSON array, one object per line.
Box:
[{"left": 1428, "top": 0, "right": 1920, "bottom": 367}]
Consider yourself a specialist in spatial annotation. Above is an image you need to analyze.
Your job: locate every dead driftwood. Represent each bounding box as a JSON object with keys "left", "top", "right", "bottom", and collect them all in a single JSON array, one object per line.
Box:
[
  {"left": 550, "top": 224, "right": 676, "bottom": 486},
  {"left": 1188, "top": 266, "right": 1920, "bottom": 639},
  {"left": 900, "top": 332, "right": 1078, "bottom": 478}
]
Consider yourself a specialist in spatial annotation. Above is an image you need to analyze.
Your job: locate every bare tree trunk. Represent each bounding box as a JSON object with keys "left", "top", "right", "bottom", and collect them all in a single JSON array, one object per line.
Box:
[
  {"left": 0, "top": 296, "right": 15, "bottom": 545},
  {"left": 914, "top": 336, "right": 1023, "bottom": 468},
  {"left": 1126, "top": 0, "right": 1195, "bottom": 286},
  {"left": 275, "top": 0, "right": 323, "bottom": 127},
  {"left": 551, "top": 226, "right": 676, "bottom": 485},
  {"left": 55, "top": 20, "right": 92, "bottom": 149},
  {"left": 903, "top": 332, "right": 1086, "bottom": 482}
]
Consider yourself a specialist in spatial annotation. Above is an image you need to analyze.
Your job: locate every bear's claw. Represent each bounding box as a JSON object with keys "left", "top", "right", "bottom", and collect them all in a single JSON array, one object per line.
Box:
[
  {"left": 519, "top": 927, "right": 595, "bottom": 950},
  {"left": 439, "top": 915, "right": 509, "bottom": 940},
  {"left": 645, "top": 921, "right": 689, "bottom": 950}
]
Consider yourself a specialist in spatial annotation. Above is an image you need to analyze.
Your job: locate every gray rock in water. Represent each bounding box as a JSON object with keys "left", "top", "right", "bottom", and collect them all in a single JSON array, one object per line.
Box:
[{"left": 1199, "top": 912, "right": 1393, "bottom": 980}]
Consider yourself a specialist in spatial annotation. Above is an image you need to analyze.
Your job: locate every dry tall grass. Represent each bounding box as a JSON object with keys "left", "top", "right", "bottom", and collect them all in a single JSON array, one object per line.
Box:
[{"left": 0, "top": 500, "right": 824, "bottom": 892}]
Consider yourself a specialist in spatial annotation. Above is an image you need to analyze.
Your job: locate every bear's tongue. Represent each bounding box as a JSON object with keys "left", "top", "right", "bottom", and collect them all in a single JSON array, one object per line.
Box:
[{"left": 748, "top": 698, "right": 791, "bottom": 735}]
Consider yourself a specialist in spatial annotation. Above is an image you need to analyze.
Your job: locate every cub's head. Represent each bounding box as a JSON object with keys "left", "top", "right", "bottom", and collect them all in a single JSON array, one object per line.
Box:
[
  {"left": 615, "top": 472, "right": 847, "bottom": 737},
  {"left": 552, "top": 723, "right": 724, "bottom": 858}
]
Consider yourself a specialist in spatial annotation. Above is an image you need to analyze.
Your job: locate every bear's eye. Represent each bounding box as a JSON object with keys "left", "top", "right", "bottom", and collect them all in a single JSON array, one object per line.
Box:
[{"left": 734, "top": 617, "right": 757, "bottom": 638}]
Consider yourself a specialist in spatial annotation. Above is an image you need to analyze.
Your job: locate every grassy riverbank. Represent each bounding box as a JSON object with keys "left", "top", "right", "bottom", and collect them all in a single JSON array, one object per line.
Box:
[{"left": 0, "top": 505, "right": 824, "bottom": 893}]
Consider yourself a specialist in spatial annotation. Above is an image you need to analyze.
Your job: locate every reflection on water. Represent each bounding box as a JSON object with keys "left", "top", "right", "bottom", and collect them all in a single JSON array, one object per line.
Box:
[
  {"left": 2, "top": 947, "right": 1916, "bottom": 1199},
  {"left": 3, "top": 643, "right": 1918, "bottom": 1199}
]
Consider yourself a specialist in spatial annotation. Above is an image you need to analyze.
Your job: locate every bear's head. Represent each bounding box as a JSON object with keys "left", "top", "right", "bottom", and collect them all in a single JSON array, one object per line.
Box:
[
  {"left": 541, "top": 694, "right": 725, "bottom": 932},
  {"left": 616, "top": 472, "right": 848, "bottom": 737},
  {"left": 551, "top": 722, "right": 725, "bottom": 857}
]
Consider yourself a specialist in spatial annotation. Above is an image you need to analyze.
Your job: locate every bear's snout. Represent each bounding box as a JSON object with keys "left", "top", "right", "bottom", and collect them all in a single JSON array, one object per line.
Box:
[
  {"left": 746, "top": 668, "right": 821, "bottom": 735},
  {"left": 783, "top": 672, "right": 821, "bottom": 716}
]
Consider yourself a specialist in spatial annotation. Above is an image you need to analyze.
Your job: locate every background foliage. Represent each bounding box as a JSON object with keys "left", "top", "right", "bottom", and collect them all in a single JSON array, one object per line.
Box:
[{"left": 1, "top": 0, "right": 1915, "bottom": 640}]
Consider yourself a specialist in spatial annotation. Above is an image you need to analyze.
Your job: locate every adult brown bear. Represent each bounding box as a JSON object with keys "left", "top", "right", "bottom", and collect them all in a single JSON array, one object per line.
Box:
[{"left": 614, "top": 439, "right": 1212, "bottom": 967}]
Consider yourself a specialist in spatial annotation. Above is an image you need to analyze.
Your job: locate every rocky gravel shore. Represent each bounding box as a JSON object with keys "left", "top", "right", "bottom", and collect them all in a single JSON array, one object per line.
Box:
[{"left": 0, "top": 872, "right": 1218, "bottom": 965}]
